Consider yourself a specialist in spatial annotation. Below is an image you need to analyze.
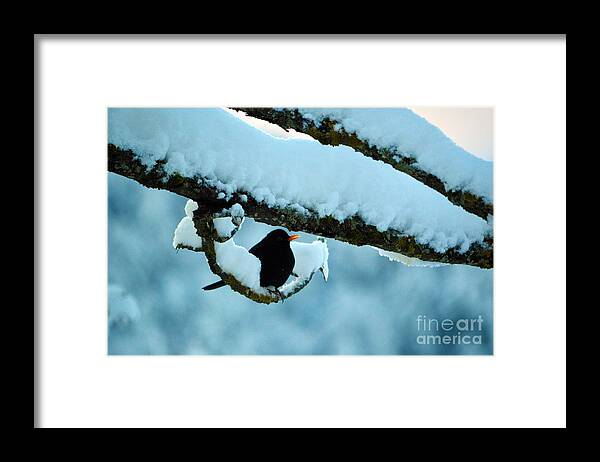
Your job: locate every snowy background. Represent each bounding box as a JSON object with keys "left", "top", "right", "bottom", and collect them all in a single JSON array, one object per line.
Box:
[{"left": 108, "top": 109, "right": 493, "bottom": 355}]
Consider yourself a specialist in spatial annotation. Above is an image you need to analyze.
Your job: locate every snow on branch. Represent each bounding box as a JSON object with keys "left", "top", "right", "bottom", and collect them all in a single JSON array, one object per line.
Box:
[
  {"left": 108, "top": 108, "right": 493, "bottom": 269},
  {"left": 172, "top": 199, "right": 328, "bottom": 305},
  {"left": 232, "top": 108, "right": 493, "bottom": 220},
  {"left": 109, "top": 143, "right": 492, "bottom": 269}
]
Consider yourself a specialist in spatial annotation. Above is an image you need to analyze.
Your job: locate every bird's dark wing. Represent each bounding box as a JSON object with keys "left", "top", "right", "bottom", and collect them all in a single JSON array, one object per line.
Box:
[{"left": 249, "top": 240, "right": 268, "bottom": 259}]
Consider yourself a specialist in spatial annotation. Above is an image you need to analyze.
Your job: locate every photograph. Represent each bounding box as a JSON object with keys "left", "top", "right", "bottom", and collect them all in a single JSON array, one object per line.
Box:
[
  {"left": 108, "top": 107, "right": 494, "bottom": 355},
  {"left": 36, "top": 35, "right": 565, "bottom": 428}
]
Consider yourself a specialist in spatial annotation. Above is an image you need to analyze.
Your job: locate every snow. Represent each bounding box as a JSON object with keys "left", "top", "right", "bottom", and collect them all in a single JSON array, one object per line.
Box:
[
  {"left": 109, "top": 108, "right": 491, "bottom": 253},
  {"left": 228, "top": 203, "right": 245, "bottom": 218},
  {"left": 214, "top": 238, "right": 266, "bottom": 293},
  {"left": 375, "top": 248, "right": 449, "bottom": 268},
  {"left": 173, "top": 217, "right": 203, "bottom": 250},
  {"left": 214, "top": 203, "right": 245, "bottom": 238},
  {"left": 226, "top": 108, "right": 315, "bottom": 141},
  {"left": 296, "top": 108, "right": 493, "bottom": 203},
  {"left": 175, "top": 200, "right": 245, "bottom": 248},
  {"left": 288, "top": 239, "right": 329, "bottom": 284},
  {"left": 184, "top": 198, "right": 198, "bottom": 217},
  {"left": 172, "top": 199, "right": 203, "bottom": 250},
  {"left": 213, "top": 217, "right": 238, "bottom": 239}
]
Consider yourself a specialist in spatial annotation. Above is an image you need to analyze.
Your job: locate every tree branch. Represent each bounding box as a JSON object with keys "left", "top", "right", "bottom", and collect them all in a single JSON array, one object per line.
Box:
[
  {"left": 109, "top": 144, "right": 493, "bottom": 269},
  {"left": 232, "top": 108, "right": 493, "bottom": 220},
  {"left": 175, "top": 212, "right": 326, "bottom": 304}
]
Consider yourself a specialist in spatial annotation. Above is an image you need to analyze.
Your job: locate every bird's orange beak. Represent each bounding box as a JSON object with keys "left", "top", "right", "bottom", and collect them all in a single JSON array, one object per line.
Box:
[{"left": 288, "top": 234, "right": 300, "bottom": 241}]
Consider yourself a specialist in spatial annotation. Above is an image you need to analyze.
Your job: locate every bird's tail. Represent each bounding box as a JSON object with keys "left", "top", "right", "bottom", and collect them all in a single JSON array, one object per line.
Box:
[{"left": 202, "top": 280, "right": 227, "bottom": 291}]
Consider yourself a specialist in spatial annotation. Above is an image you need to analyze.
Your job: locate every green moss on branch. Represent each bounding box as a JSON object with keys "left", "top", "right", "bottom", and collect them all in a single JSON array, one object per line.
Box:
[
  {"left": 232, "top": 107, "right": 493, "bottom": 220},
  {"left": 108, "top": 143, "right": 493, "bottom": 269}
]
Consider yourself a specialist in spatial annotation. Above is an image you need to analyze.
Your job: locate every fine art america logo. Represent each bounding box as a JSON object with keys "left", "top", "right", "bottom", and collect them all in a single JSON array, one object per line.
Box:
[{"left": 416, "top": 315, "right": 484, "bottom": 346}]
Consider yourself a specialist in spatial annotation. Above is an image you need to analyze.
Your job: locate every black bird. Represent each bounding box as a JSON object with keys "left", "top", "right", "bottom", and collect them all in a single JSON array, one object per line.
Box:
[{"left": 202, "top": 229, "right": 300, "bottom": 293}]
